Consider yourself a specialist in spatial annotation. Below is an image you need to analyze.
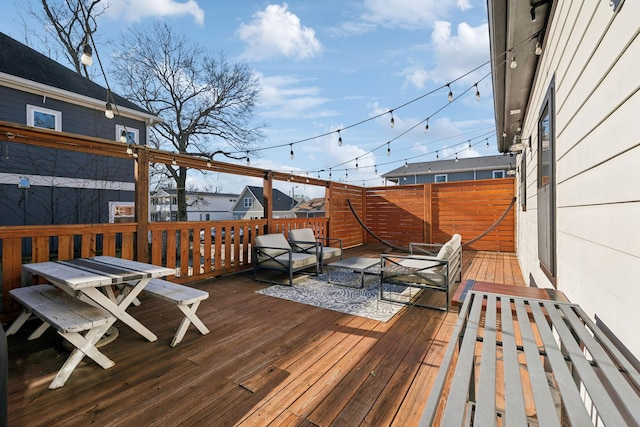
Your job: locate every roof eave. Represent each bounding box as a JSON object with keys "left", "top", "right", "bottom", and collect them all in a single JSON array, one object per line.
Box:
[{"left": 0, "top": 72, "right": 163, "bottom": 126}]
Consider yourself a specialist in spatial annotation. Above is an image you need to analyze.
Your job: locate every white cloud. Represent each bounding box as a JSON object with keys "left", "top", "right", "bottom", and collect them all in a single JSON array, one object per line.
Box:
[
  {"left": 256, "top": 73, "right": 337, "bottom": 119},
  {"left": 360, "top": 0, "right": 462, "bottom": 30},
  {"left": 402, "top": 20, "right": 489, "bottom": 88},
  {"left": 236, "top": 3, "right": 323, "bottom": 61},
  {"left": 104, "top": 0, "right": 205, "bottom": 25}
]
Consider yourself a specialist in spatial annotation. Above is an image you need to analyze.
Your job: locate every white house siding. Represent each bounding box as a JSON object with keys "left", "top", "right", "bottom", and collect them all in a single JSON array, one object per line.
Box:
[{"left": 516, "top": 1, "right": 640, "bottom": 357}]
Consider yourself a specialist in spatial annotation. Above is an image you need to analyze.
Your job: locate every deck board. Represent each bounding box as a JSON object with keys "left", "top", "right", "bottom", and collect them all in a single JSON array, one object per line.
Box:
[{"left": 6, "top": 247, "right": 524, "bottom": 426}]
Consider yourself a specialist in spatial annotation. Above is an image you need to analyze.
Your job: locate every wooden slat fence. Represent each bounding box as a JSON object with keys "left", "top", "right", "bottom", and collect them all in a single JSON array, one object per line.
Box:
[{"left": 334, "top": 179, "right": 515, "bottom": 252}]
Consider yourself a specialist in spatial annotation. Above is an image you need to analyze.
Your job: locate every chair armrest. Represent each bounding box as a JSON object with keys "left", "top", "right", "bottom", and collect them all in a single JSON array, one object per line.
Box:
[
  {"left": 409, "top": 242, "right": 442, "bottom": 256},
  {"left": 253, "top": 245, "right": 291, "bottom": 258},
  {"left": 318, "top": 237, "right": 343, "bottom": 249}
]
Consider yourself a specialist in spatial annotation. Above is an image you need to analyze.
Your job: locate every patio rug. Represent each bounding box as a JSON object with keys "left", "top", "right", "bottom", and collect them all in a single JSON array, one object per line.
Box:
[{"left": 255, "top": 272, "right": 411, "bottom": 322}]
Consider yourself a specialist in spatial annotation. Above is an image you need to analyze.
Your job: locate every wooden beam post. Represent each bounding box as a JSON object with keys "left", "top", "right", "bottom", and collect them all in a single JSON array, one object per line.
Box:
[
  {"left": 263, "top": 171, "right": 273, "bottom": 234},
  {"left": 135, "top": 149, "right": 150, "bottom": 262}
]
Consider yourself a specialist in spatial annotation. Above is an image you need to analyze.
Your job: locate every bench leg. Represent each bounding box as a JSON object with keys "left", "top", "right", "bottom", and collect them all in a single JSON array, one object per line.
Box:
[
  {"left": 171, "top": 301, "right": 210, "bottom": 347},
  {"left": 4, "top": 309, "right": 33, "bottom": 336},
  {"left": 50, "top": 322, "right": 115, "bottom": 389}
]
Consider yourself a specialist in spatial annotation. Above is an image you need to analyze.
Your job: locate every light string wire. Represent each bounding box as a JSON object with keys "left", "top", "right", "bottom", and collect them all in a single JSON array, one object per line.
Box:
[{"left": 306, "top": 71, "right": 493, "bottom": 176}]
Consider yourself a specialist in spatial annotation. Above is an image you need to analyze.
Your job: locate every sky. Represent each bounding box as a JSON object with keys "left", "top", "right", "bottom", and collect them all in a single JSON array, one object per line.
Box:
[{"left": 1, "top": 0, "right": 497, "bottom": 199}]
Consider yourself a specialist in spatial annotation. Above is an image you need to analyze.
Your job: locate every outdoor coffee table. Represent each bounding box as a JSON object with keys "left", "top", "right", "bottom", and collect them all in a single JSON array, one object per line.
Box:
[{"left": 326, "top": 256, "right": 380, "bottom": 288}]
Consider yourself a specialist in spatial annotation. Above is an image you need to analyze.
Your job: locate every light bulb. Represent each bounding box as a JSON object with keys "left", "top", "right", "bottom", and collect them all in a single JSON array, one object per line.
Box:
[
  {"left": 390, "top": 112, "right": 395, "bottom": 128},
  {"left": 535, "top": 41, "right": 542, "bottom": 56},
  {"left": 338, "top": 130, "right": 343, "bottom": 146},
  {"left": 475, "top": 84, "right": 480, "bottom": 101},
  {"left": 404, "top": 160, "right": 408, "bottom": 168},
  {"left": 171, "top": 157, "right": 177, "bottom": 166},
  {"left": 120, "top": 130, "right": 127, "bottom": 143},
  {"left": 510, "top": 56, "right": 517, "bottom": 69},
  {"left": 436, "top": 151, "right": 439, "bottom": 160},
  {"left": 81, "top": 44, "right": 93, "bottom": 66},
  {"left": 447, "top": 84, "right": 453, "bottom": 102},
  {"left": 207, "top": 160, "right": 212, "bottom": 167},
  {"left": 105, "top": 103, "right": 114, "bottom": 119},
  {"left": 126, "top": 145, "right": 133, "bottom": 155},
  {"left": 290, "top": 145, "right": 294, "bottom": 160},
  {"left": 424, "top": 119, "right": 429, "bottom": 134},
  {"left": 455, "top": 154, "right": 459, "bottom": 162},
  {"left": 355, "top": 159, "right": 359, "bottom": 170},
  {"left": 387, "top": 143, "right": 391, "bottom": 156}
]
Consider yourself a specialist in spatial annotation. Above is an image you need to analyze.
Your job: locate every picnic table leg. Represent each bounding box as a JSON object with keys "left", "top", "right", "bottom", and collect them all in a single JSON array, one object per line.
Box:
[
  {"left": 49, "top": 322, "right": 115, "bottom": 389},
  {"left": 80, "top": 279, "right": 158, "bottom": 342}
]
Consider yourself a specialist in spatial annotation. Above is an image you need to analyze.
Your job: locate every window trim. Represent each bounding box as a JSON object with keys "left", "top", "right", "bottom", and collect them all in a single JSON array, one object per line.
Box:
[
  {"left": 434, "top": 174, "right": 448, "bottom": 183},
  {"left": 26, "top": 104, "right": 62, "bottom": 131},
  {"left": 493, "top": 170, "right": 505, "bottom": 179},
  {"left": 244, "top": 197, "right": 253, "bottom": 208},
  {"left": 116, "top": 125, "right": 139, "bottom": 144}
]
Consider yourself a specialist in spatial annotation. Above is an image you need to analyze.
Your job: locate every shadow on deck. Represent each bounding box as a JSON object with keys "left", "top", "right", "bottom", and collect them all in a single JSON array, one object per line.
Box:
[{"left": 5, "top": 246, "right": 524, "bottom": 426}]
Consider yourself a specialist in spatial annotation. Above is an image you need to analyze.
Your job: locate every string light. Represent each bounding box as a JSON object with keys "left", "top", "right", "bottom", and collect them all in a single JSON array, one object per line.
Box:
[
  {"left": 329, "top": 168, "right": 332, "bottom": 180},
  {"left": 374, "top": 164, "right": 378, "bottom": 174},
  {"left": 120, "top": 130, "right": 127, "bottom": 143},
  {"left": 428, "top": 165, "right": 432, "bottom": 172},
  {"left": 436, "top": 151, "right": 439, "bottom": 160},
  {"left": 404, "top": 160, "right": 408, "bottom": 168},
  {"left": 80, "top": 43, "right": 93, "bottom": 66},
  {"left": 455, "top": 153, "right": 459, "bottom": 162},
  {"left": 171, "top": 157, "right": 177, "bottom": 166},
  {"left": 447, "top": 84, "right": 453, "bottom": 102},
  {"left": 246, "top": 151, "right": 250, "bottom": 166},
  {"left": 535, "top": 41, "right": 542, "bottom": 55},
  {"left": 486, "top": 138, "right": 490, "bottom": 149},
  {"left": 105, "top": 102, "right": 114, "bottom": 119},
  {"left": 510, "top": 56, "right": 517, "bottom": 69},
  {"left": 126, "top": 145, "right": 133, "bottom": 155},
  {"left": 387, "top": 142, "right": 391, "bottom": 156},
  {"left": 468, "top": 140, "right": 472, "bottom": 150},
  {"left": 424, "top": 118, "right": 429, "bottom": 134},
  {"left": 355, "top": 158, "right": 359, "bottom": 170},
  {"left": 306, "top": 173, "right": 309, "bottom": 183},
  {"left": 390, "top": 111, "right": 395, "bottom": 128},
  {"left": 289, "top": 144, "right": 294, "bottom": 159},
  {"left": 475, "top": 84, "right": 480, "bottom": 101},
  {"left": 338, "top": 130, "right": 343, "bottom": 147},
  {"left": 345, "top": 170, "right": 348, "bottom": 180},
  {"left": 207, "top": 160, "right": 212, "bottom": 167}
]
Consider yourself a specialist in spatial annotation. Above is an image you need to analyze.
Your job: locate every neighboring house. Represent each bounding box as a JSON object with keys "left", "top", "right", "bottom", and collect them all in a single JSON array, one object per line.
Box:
[
  {"left": 382, "top": 155, "right": 514, "bottom": 185},
  {"left": 291, "top": 198, "right": 326, "bottom": 218},
  {"left": 0, "top": 32, "right": 160, "bottom": 226},
  {"left": 488, "top": 1, "right": 640, "bottom": 358},
  {"left": 150, "top": 189, "right": 238, "bottom": 222},
  {"left": 231, "top": 186, "right": 296, "bottom": 219}
]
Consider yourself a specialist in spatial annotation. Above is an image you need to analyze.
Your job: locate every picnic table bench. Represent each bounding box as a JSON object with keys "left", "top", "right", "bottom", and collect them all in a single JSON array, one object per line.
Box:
[
  {"left": 5, "top": 284, "right": 115, "bottom": 389},
  {"left": 420, "top": 290, "right": 640, "bottom": 426}
]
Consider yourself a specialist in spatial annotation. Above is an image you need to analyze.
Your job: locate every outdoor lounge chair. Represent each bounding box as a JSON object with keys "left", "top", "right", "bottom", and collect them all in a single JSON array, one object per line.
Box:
[
  {"left": 380, "top": 234, "right": 462, "bottom": 311},
  {"left": 253, "top": 233, "right": 320, "bottom": 286},
  {"left": 288, "top": 228, "right": 343, "bottom": 272}
]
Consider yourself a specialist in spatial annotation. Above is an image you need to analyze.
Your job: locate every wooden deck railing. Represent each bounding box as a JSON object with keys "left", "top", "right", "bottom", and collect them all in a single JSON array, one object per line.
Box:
[{"left": 0, "top": 217, "right": 331, "bottom": 319}]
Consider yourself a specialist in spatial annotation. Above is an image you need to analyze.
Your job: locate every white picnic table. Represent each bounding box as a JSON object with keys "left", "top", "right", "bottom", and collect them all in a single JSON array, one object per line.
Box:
[{"left": 22, "top": 256, "right": 175, "bottom": 343}]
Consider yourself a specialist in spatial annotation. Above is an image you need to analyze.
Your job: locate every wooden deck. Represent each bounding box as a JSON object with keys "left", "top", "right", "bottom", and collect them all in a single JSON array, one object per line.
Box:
[{"left": 6, "top": 246, "right": 525, "bottom": 426}]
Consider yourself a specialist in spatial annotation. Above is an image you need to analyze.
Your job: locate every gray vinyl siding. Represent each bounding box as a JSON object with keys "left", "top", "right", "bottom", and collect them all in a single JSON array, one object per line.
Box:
[
  {"left": 0, "top": 86, "right": 145, "bottom": 225},
  {"left": 399, "top": 169, "right": 507, "bottom": 184}
]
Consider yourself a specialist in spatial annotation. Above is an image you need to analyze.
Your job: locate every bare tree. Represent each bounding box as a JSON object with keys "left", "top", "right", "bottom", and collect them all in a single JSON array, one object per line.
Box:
[
  {"left": 112, "top": 23, "right": 264, "bottom": 221},
  {"left": 22, "top": 0, "right": 107, "bottom": 79}
]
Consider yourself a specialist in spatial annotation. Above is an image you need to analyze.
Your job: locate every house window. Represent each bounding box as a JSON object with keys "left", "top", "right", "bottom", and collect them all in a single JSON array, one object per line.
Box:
[
  {"left": 27, "top": 105, "right": 61, "bottom": 131},
  {"left": 493, "top": 170, "right": 505, "bottom": 179},
  {"left": 520, "top": 155, "right": 527, "bottom": 212},
  {"left": 116, "top": 125, "right": 139, "bottom": 144},
  {"left": 244, "top": 198, "right": 253, "bottom": 208},
  {"left": 434, "top": 174, "right": 447, "bottom": 183}
]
